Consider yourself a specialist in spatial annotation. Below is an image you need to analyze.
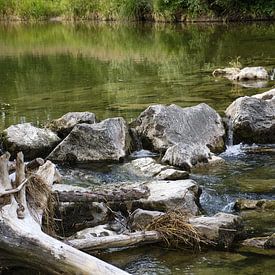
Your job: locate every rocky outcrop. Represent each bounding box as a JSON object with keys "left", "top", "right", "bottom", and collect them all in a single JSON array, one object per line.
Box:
[
  {"left": 189, "top": 212, "right": 243, "bottom": 248},
  {"left": 2, "top": 123, "right": 60, "bottom": 160},
  {"left": 133, "top": 103, "right": 225, "bottom": 168},
  {"left": 47, "top": 112, "right": 97, "bottom": 138},
  {"left": 47, "top": 117, "right": 132, "bottom": 163},
  {"left": 213, "top": 67, "right": 269, "bottom": 81},
  {"left": 124, "top": 157, "right": 189, "bottom": 180},
  {"left": 225, "top": 89, "right": 275, "bottom": 144},
  {"left": 133, "top": 180, "right": 201, "bottom": 215}
]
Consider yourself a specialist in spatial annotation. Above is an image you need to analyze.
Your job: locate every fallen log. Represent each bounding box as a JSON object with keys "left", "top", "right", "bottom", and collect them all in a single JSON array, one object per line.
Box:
[
  {"left": 54, "top": 184, "right": 150, "bottom": 203},
  {"left": 68, "top": 231, "right": 161, "bottom": 252},
  {"left": 0, "top": 152, "right": 128, "bottom": 274}
]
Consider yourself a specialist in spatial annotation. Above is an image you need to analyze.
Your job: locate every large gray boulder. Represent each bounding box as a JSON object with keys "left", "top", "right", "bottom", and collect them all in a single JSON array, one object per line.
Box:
[
  {"left": 2, "top": 123, "right": 60, "bottom": 160},
  {"left": 225, "top": 89, "right": 275, "bottom": 144},
  {"left": 47, "top": 112, "right": 97, "bottom": 138},
  {"left": 133, "top": 103, "right": 225, "bottom": 168},
  {"left": 189, "top": 212, "right": 243, "bottom": 248},
  {"left": 133, "top": 179, "right": 201, "bottom": 215},
  {"left": 48, "top": 117, "right": 132, "bottom": 163}
]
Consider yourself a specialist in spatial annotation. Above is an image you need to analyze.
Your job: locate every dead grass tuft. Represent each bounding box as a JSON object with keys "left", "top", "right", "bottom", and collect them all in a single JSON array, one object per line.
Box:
[{"left": 146, "top": 210, "right": 209, "bottom": 251}]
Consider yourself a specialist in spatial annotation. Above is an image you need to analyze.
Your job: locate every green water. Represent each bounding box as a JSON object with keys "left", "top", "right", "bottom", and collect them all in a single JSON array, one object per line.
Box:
[
  {"left": 0, "top": 22, "right": 274, "bottom": 130},
  {"left": 0, "top": 22, "right": 275, "bottom": 274}
]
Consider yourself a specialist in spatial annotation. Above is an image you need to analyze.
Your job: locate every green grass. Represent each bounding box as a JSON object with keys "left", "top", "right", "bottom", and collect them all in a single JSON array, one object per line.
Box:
[{"left": 0, "top": 0, "right": 274, "bottom": 20}]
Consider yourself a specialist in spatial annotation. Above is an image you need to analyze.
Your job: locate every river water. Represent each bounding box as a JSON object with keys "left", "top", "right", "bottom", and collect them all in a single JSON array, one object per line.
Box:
[{"left": 0, "top": 22, "right": 274, "bottom": 274}]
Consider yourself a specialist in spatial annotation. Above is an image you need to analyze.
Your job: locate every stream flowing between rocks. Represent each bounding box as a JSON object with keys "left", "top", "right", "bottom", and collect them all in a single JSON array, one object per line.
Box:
[{"left": 0, "top": 22, "right": 274, "bottom": 274}]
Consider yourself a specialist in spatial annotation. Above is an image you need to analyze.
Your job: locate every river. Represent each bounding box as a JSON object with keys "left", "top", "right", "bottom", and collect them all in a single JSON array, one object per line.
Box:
[{"left": 0, "top": 21, "right": 274, "bottom": 274}]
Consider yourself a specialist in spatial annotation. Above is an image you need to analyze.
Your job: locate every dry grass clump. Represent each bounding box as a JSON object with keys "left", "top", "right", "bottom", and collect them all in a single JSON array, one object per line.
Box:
[
  {"left": 26, "top": 174, "right": 56, "bottom": 235},
  {"left": 146, "top": 210, "right": 208, "bottom": 251}
]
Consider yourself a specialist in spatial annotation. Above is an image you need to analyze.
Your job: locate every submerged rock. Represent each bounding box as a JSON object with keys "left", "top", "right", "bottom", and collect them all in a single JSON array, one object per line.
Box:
[
  {"left": 212, "top": 67, "right": 241, "bottom": 80},
  {"left": 225, "top": 89, "right": 275, "bottom": 144},
  {"left": 2, "top": 123, "right": 60, "bottom": 160},
  {"left": 47, "top": 111, "right": 97, "bottom": 138},
  {"left": 133, "top": 103, "right": 225, "bottom": 168},
  {"left": 234, "top": 199, "right": 275, "bottom": 211},
  {"left": 47, "top": 117, "right": 132, "bottom": 163},
  {"left": 133, "top": 179, "right": 201, "bottom": 215},
  {"left": 125, "top": 157, "right": 189, "bottom": 180},
  {"left": 189, "top": 212, "right": 243, "bottom": 248}
]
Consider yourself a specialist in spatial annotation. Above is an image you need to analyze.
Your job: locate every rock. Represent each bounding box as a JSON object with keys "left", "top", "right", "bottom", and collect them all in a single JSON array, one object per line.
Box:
[
  {"left": 213, "top": 67, "right": 269, "bottom": 81},
  {"left": 234, "top": 67, "right": 269, "bottom": 81},
  {"left": 156, "top": 168, "right": 189, "bottom": 180},
  {"left": 129, "top": 209, "right": 164, "bottom": 231},
  {"left": 125, "top": 157, "right": 189, "bottom": 180},
  {"left": 133, "top": 180, "right": 201, "bottom": 215},
  {"left": 134, "top": 104, "right": 225, "bottom": 154},
  {"left": 56, "top": 202, "right": 110, "bottom": 236},
  {"left": 241, "top": 233, "right": 275, "bottom": 249},
  {"left": 2, "top": 123, "right": 60, "bottom": 160},
  {"left": 189, "top": 212, "right": 243, "bottom": 248},
  {"left": 47, "top": 112, "right": 97, "bottom": 138},
  {"left": 68, "top": 225, "right": 118, "bottom": 240},
  {"left": 212, "top": 67, "right": 241, "bottom": 80},
  {"left": 47, "top": 117, "right": 132, "bottom": 163},
  {"left": 234, "top": 199, "right": 275, "bottom": 211},
  {"left": 133, "top": 103, "right": 225, "bottom": 169},
  {"left": 162, "top": 143, "right": 211, "bottom": 170},
  {"left": 225, "top": 90, "right": 275, "bottom": 144}
]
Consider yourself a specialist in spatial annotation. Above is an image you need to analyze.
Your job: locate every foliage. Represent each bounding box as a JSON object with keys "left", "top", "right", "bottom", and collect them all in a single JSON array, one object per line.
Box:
[{"left": 0, "top": 0, "right": 274, "bottom": 21}]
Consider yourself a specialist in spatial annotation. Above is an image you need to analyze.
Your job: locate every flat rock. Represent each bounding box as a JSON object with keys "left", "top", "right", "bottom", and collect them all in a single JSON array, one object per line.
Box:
[
  {"left": 68, "top": 225, "right": 118, "bottom": 240},
  {"left": 225, "top": 89, "right": 275, "bottom": 144},
  {"left": 47, "top": 111, "right": 97, "bottom": 137},
  {"left": 241, "top": 233, "right": 275, "bottom": 249},
  {"left": 47, "top": 117, "right": 132, "bottom": 163},
  {"left": 125, "top": 157, "right": 189, "bottom": 180},
  {"left": 189, "top": 212, "right": 243, "bottom": 248},
  {"left": 2, "top": 123, "right": 60, "bottom": 160},
  {"left": 133, "top": 180, "right": 201, "bottom": 215}
]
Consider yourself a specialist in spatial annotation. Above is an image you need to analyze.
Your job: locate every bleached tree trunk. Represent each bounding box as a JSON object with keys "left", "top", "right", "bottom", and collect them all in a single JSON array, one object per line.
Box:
[{"left": 0, "top": 152, "right": 128, "bottom": 275}]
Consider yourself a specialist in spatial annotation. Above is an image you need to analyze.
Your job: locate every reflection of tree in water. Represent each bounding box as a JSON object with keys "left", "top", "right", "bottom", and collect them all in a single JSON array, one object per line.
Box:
[{"left": 0, "top": 23, "right": 274, "bottom": 129}]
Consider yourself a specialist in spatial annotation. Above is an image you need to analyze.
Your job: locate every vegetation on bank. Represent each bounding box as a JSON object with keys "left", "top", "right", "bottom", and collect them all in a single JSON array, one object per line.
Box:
[{"left": 0, "top": 0, "right": 274, "bottom": 21}]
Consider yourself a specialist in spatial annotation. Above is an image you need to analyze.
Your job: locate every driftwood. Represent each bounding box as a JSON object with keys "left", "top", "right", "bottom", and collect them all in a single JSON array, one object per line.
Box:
[
  {"left": 68, "top": 231, "right": 161, "bottom": 252},
  {"left": 0, "top": 152, "right": 128, "bottom": 274}
]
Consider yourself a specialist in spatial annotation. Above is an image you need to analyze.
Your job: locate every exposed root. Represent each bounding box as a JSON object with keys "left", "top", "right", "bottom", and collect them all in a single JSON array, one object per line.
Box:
[{"left": 146, "top": 210, "right": 209, "bottom": 251}]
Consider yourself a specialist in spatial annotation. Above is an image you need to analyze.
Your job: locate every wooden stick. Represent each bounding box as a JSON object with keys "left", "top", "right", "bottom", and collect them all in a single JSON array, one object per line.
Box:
[
  {"left": 15, "top": 152, "right": 27, "bottom": 219},
  {"left": 68, "top": 231, "right": 161, "bottom": 252}
]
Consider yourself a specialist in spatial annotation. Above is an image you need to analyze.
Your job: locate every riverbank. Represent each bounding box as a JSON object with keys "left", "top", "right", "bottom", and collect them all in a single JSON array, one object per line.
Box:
[{"left": 0, "top": 0, "right": 274, "bottom": 22}]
